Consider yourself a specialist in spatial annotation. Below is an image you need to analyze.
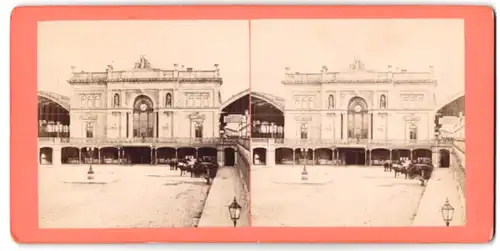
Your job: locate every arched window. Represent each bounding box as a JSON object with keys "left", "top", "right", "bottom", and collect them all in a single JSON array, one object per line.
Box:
[
  {"left": 87, "top": 96, "right": 93, "bottom": 108},
  {"left": 165, "top": 93, "right": 172, "bottom": 107},
  {"left": 380, "top": 94, "right": 387, "bottom": 109},
  {"left": 301, "top": 98, "right": 307, "bottom": 109},
  {"left": 308, "top": 98, "right": 314, "bottom": 109},
  {"left": 300, "top": 123, "right": 308, "bottom": 139},
  {"left": 328, "top": 94, "right": 335, "bottom": 109},
  {"left": 85, "top": 122, "right": 94, "bottom": 138},
  {"left": 80, "top": 96, "right": 86, "bottom": 107},
  {"left": 133, "top": 95, "right": 155, "bottom": 138},
  {"left": 113, "top": 93, "right": 120, "bottom": 108},
  {"left": 409, "top": 124, "right": 417, "bottom": 140},
  {"left": 94, "top": 95, "right": 100, "bottom": 108},
  {"left": 194, "top": 122, "right": 203, "bottom": 138},
  {"left": 347, "top": 97, "right": 369, "bottom": 139}
]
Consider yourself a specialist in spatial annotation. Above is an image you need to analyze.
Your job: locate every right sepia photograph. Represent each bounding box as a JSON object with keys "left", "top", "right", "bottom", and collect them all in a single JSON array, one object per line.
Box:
[{"left": 249, "top": 19, "right": 465, "bottom": 227}]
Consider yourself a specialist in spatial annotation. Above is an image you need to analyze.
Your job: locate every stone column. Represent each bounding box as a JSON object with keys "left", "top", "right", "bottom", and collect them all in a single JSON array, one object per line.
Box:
[
  {"left": 267, "top": 148, "right": 275, "bottom": 166},
  {"left": 217, "top": 147, "right": 224, "bottom": 167},
  {"left": 150, "top": 148, "right": 154, "bottom": 165},
  {"left": 432, "top": 148, "right": 440, "bottom": 167},
  {"left": 53, "top": 146, "right": 62, "bottom": 165},
  {"left": 78, "top": 149, "right": 82, "bottom": 164},
  {"left": 292, "top": 150, "right": 296, "bottom": 166},
  {"left": 97, "top": 148, "right": 101, "bottom": 164},
  {"left": 342, "top": 112, "right": 348, "bottom": 140},
  {"left": 312, "top": 149, "right": 315, "bottom": 166},
  {"left": 234, "top": 149, "right": 238, "bottom": 166}
]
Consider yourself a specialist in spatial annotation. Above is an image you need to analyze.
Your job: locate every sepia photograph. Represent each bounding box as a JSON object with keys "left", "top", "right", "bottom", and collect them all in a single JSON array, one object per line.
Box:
[
  {"left": 37, "top": 20, "right": 250, "bottom": 228},
  {"left": 249, "top": 19, "right": 466, "bottom": 227}
]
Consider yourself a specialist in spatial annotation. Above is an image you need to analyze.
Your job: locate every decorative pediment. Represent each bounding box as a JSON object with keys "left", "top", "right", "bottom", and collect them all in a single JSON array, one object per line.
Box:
[
  {"left": 295, "top": 116, "right": 312, "bottom": 121},
  {"left": 134, "top": 55, "right": 152, "bottom": 69},
  {"left": 404, "top": 113, "right": 420, "bottom": 121},
  {"left": 80, "top": 112, "right": 97, "bottom": 120},
  {"left": 188, "top": 112, "right": 205, "bottom": 120}
]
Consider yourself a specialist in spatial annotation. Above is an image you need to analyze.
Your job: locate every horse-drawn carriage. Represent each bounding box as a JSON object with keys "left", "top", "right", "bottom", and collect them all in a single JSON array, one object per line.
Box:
[
  {"left": 384, "top": 160, "right": 434, "bottom": 186},
  {"left": 168, "top": 157, "right": 219, "bottom": 185}
]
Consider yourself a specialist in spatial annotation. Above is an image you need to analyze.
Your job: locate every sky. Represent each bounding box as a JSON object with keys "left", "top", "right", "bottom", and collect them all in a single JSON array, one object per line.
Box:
[
  {"left": 38, "top": 19, "right": 464, "bottom": 107},
  {"left": 251, "top": 19, "right": 465, "bottom": 106},
  {"left": 38, "top": 20, "right": 250, "bottom": 102}
]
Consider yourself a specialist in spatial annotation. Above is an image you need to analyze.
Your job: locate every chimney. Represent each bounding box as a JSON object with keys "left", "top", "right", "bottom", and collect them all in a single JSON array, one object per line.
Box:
[
  {"left": 186, "top": 67, "right": 193, "bottom": 72},
  {"left": 285, "top": 67, "right": 291, "bottom": 74},
  {"left": 214, "top": 64, "right": 219, "bottom": 70},
  {"left": 106, "top": 64, "right": 114, "bottom": 72},
  {"left": 321, "top": 65, "right": 328, "bottom": 73},
  {"left": 429, "top": 65, "right": 435, "bottom": 78},
  {"left": 388, "top": 65, "right": 393, "bottom": 72},
  {"left": 173, "top": 63, "right": 178, "bottom": 70}
]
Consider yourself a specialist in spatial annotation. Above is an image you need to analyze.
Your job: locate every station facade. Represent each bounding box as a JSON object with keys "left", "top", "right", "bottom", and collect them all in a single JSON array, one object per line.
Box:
[
  {"left": 38, "top": 56, "right": 250, "bottom": 166},
  {"left": 250, "top": 59, "right": 453, "bottom": 167}
]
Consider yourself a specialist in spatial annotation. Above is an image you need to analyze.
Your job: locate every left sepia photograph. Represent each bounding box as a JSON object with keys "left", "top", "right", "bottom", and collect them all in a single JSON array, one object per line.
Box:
[{"left": 37, "top": 20, "right": 251, "bottom": 228}]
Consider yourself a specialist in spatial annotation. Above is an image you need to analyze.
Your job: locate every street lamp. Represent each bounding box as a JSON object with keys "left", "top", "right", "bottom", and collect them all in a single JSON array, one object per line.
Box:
[
  {"left": 227, "top": 196, "right": 242, "bottom": 227},
  {"left": 86, "top": 146, "right": 95, "bottom": 179},
  {"left": 301, "top": 147, "right": 308, "bottom": 181},
  {"left": 441, "top": 198, "right": 455, "bottom": 227}
]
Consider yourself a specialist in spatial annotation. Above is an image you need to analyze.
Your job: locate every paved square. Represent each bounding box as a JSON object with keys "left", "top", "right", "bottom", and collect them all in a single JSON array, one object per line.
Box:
[
  {"left": 251, "top": 166, "right": 425, "bottom": 227},
  {"left": 39, "top": 164, "right": 210, "bottom": 228}
]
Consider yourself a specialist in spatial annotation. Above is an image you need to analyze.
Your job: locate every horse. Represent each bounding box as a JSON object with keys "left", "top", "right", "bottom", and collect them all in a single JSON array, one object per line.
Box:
[
  {"left": 383, "top": 161, "right": 392, "bottom": 172},
  {"left": 177, "top": 159, "right": 192, "bottom": 176},
  {"left": 167, "top": 158, "right": 178, "bottom": 170},
  {"left": 391, "top": 161, "right": 408, "bottom": 179}
]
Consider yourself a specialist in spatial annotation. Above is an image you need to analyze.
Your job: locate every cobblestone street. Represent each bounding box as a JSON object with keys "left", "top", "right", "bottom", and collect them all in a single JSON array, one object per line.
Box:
[
  {"left": 39, "top": 165, "right": 210, "bottom": 228},
  {"left": 251, "top": 165, "right": 426, "bottom": 227}
]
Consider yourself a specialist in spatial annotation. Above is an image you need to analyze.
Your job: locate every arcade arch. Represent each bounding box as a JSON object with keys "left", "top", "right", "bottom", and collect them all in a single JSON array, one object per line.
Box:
[{"left": 38, "top": 94, "right": 70, "bottom": 138}]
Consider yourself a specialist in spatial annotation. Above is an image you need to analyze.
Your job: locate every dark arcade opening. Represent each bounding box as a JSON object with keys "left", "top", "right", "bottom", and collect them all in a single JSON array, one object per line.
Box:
[
  {"left": 294, "top": 148, "right": 314, "bottom": 165},
  {"left": 61, "top": 147, "right": 79, "bottom": 164},
  {"left": 39, "top": 147, "right": 53, "bottom": 165},
  {"left": 100, "top": 147, "right": 119, "bottom": 164},
  {"left": 177, "top": 147, "right": 196, "bottom": 161},
  {"left": 124, "top": 147, "right": 151, "bottom": 164},
  {"left": 38, "top": 95, "right": 70, "bottom": 138},
  {"left": 275, "top": 147, "right": 293, "bottom": 165},
  {"left": 370, "top": 148, "right": 390, "bottom": 165},
  {"left": 198, "top": 147, "right": 217, "bottom": 161},
  {"left": 440, "top": 149, "right": 451, "bottom": 168},
  {"left": 314, "top": 148, "right": 333, "bottom": 165},
  {"left": 340, "top": 148, "right": 366, "bottom": 165},
  {"left": 391, "top": 149, "right": 411, "bottom": 161},
  {"left": 253, "top": 147, "right": 267, "bottom": 165},
  {"left": 80, "top": 147, "right": 99, "bottom": 164},
  {"left": 251, "top": 95, "right": 285, "bottom": 139},
  {"left": 413, "top": 149, "right": 433, "bottom": 162},
  {"left": 224, "top": 148, "right": 236, "bottom": 166},
  {"left": 156, "top": 147, "right": 176, "bottom": 164},
  {"left": 220, "top": 93, "right": 250, "bottom": 138}
]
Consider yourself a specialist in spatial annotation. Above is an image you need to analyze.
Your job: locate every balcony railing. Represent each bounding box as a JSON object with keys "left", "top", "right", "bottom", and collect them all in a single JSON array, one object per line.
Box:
[
  {"left": 39, "top": 137, "right": 235, "bottom": 145},
  {"left": 251, "top": 138, "right": 452, "bottom": 147}
]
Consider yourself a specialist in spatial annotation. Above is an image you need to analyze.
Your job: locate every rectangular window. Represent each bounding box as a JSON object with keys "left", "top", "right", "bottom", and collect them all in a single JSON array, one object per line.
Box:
[
  {"left": 85, "top": 122, "right": 94, "bottom": 138},
  {"left": 340, "top": 114, "right": 343, "bottom": 139}
]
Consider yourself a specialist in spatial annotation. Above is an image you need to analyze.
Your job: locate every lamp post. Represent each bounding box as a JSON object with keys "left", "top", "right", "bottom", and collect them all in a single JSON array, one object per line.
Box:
[
  {"left": 86, "top": 146, "right": 95, "bottom": 180},
  {"left": 227, "top": 196, "right": 242, "bottom": 227},
  {"left": 441, "top": 198, "right": 455, "bottom": 227},
  {"left": 301, "top": 147, "right": 308, "bottom": 181}
]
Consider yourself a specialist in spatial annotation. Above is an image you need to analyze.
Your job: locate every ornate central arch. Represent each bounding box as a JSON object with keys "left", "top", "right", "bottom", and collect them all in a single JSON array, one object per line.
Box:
[
  {"left": 347, "top": 96, "right": 369, "bottom": 139},
  {"left": 133, "top": 95, "right": 155, "bottom": 138}
]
